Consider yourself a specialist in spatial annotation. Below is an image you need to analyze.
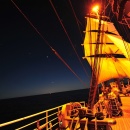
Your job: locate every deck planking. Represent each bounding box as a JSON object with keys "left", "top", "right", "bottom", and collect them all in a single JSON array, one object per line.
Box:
[{"left": 111, "top": 95, "right": 130, "bottom": 130}]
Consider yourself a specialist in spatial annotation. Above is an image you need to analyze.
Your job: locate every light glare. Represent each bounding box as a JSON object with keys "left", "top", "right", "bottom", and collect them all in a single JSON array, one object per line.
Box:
[{"left": 92, "top": 5, "right": 99, "bottom": 13}]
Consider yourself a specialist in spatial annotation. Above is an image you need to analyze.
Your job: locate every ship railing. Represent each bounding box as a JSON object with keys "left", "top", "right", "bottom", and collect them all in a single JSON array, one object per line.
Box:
[{"left": 0, "top": 101, "right": 86, "bottom": 130}]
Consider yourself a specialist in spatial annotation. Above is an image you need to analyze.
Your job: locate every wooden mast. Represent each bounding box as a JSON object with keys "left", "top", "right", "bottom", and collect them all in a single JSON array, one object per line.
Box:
[{"left": 87, "top": 0, "right": 104, "bottom": 109}]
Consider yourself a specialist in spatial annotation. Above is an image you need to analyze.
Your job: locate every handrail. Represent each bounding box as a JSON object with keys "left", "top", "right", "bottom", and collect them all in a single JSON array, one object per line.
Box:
[
  {"left": 0, "top": 101, "right": 86, "bottom": 129},
  {"left": 16, "top": 120, "right": 37, "bottom": 130},
  {"left": 0, "top": 104, "right": 64, "bottom": 128}
]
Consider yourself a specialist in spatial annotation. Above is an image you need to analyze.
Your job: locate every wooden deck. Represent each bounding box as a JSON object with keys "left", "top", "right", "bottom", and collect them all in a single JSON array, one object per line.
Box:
[
  {"left": 63, "top": 95, "right": 130, "bottom": 130},
  {"left": 111, "top": 95, "right": 130, "bottom": 130}
]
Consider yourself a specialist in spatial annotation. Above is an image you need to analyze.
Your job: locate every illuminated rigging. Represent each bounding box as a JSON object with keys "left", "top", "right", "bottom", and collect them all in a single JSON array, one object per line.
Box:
[{"left": 11, "top": 0, "right": 88, "bottom": 88}]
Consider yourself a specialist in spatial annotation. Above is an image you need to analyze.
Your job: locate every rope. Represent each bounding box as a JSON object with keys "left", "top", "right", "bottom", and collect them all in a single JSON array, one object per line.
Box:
[
  {"left": 11, "top": 0, "right": 87, "bottom": 87},
  {"left": 68, "top": 0, "right": 84, "bottom": 40},
  {"left": 49, "top": 0, "right": 90, "bottom": 79}
]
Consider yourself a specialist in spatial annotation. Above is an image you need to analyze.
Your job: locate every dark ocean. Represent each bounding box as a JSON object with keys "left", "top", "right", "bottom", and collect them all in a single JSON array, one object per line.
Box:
[{"left": 0, "top": 88, "right": 89, "bottom": 129}]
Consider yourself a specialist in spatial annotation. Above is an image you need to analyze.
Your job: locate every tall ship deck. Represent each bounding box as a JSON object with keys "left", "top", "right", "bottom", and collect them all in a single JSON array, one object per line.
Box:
[
  {"left": 1, "top": 0, "right": 130, "bottom": 129},
  {"left": 111, "top": 95, "right": 130, "bottom": 130}
]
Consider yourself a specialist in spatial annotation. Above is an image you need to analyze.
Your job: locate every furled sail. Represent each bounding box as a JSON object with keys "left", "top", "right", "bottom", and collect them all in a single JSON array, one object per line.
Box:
[{"left": 83, "top": 15, "right": 130, "bottom": 84}]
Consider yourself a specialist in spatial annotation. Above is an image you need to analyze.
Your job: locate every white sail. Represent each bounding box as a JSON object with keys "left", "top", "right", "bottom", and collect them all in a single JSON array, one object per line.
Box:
[{"left": 83, "top": 15, "right": 130, "bottom": 84}]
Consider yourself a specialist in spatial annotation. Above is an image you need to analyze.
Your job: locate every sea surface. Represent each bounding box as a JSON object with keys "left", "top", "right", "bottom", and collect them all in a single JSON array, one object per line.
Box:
[{"left": 0, "top": 88, "right": 89, "bottom": 129}]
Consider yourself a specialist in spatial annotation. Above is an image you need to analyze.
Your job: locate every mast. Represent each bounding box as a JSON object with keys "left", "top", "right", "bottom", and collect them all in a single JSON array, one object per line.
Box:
[
  {"left": 84, "top": 1, "right": 130, "bottom": 109},
  {"left": 88, "top": 1, "right": 104, "bottom": 109}
]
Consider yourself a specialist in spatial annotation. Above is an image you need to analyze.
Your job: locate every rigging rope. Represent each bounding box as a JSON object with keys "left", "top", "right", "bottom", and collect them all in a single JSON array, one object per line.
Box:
[
  {"left": 49, "top": 0, "right": 90, "bottom": 79},
  {"left": 88, "top": 13, "right": 102, "bottom": 108},
  {"left": 104, "top": 1, "right": 130, "bottom": 63},
  {"left": 107, "top": 1, "right": 130, "bottom": 60},
  {"left": 68, "top": 0, "right": 84, "bottom": 41},
  {"left": 51, "top": 48, "right": 87, "bottom": 86},
  {"left": 88, "top": 0, "right": 108, "bottom": 108},
  {"left": 11, "top": 0, "right": 87, "bottom": 87}
]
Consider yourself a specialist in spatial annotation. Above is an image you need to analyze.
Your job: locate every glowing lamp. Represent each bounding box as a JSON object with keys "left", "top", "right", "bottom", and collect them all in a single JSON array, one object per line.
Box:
[{"left": 92, "top": 5, "right": 99, "bottom": 13}]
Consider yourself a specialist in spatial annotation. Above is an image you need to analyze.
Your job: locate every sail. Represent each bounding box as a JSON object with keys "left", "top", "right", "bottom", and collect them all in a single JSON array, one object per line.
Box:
[{"left": 83, "top": 15, "right": 130, "bottom": 84}]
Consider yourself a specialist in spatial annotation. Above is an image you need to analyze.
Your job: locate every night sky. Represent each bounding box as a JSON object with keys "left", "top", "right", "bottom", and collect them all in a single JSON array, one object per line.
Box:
[{"left": 0, "top": 0, "right": 92, "bottom": 99}]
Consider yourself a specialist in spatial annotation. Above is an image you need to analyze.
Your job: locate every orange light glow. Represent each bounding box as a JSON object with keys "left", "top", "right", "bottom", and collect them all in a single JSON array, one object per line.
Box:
[{"left": 92, "top": 5, "right": 99, "bottom": 13}]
